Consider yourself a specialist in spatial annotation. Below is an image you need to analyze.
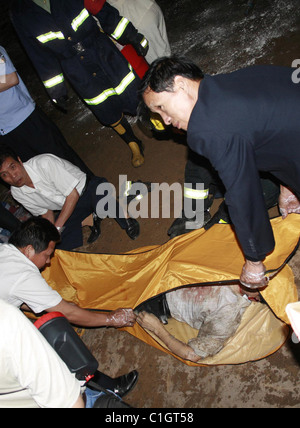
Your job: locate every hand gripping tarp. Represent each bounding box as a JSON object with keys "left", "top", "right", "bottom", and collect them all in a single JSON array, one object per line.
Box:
[{"left": 42, "top": 215, "right": 300, "bottom": 366}]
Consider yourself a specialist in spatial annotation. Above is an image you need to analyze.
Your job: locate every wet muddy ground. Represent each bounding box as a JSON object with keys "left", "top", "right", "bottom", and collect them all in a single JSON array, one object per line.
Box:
[{"left": 1, "top": 0, "right": 300, "bottom": 408}]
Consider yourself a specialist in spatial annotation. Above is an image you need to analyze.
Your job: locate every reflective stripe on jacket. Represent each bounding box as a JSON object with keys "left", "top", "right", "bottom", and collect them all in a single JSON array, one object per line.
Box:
[{"left": 11, "top": 0, "right": 141, "bottom": 123}]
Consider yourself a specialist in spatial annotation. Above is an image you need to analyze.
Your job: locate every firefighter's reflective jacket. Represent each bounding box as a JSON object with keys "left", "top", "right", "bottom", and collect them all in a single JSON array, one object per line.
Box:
[{"left": 11, "top": 0, "right": 146, "bottom": 124}]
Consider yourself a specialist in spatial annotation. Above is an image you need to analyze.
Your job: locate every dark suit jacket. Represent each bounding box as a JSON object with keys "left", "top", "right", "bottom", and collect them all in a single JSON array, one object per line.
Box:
[{"left": 188, "top": 65, "right": 300, "bottom": 260}]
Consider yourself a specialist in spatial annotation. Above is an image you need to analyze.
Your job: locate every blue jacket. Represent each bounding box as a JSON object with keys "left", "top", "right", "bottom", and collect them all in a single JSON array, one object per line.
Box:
[
  {"left": 11, "top": 0, "right": 144, "bottom": 124},
  {"left": 188, "top": 65, "right": 300, "bottom": 261}
]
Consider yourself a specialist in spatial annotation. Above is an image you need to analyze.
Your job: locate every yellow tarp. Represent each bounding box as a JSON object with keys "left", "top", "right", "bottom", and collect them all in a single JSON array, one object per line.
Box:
[{"left": 42, "top": 215, "right": 300, "bottom": 366}]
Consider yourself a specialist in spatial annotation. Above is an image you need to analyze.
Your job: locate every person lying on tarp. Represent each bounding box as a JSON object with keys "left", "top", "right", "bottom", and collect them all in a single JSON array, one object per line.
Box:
[
  {"left": 0, "top": 217, "right": 138, "bottom": 398},
  {"left": 140, "top": 56, "right": 300, "bottom": 291},
  {"left": 0, "top": 145, "right": 139, "bottom": 250},
  {"left": 137, "top": 284, "right": 251, "bottom": 362}
]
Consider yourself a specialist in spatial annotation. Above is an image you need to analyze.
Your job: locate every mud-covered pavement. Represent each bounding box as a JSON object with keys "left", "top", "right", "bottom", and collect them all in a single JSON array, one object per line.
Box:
[{"left": 1, "top": 0, "right": 300, "bottom": 408}]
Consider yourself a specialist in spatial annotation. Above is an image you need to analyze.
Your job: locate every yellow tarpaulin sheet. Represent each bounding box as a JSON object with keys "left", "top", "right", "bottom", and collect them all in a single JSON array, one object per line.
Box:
[{"left": 42, "top": 215, "right": 300, "bottom": 366}]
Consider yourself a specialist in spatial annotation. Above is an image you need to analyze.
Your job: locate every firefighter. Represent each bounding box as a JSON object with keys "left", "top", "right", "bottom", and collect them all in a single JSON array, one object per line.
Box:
[
  {"left": 168, "top": 150, "right": 280, "bottom": 239},
  {"left": 10, "top": 0, "right": 149, "bottom": 168}
]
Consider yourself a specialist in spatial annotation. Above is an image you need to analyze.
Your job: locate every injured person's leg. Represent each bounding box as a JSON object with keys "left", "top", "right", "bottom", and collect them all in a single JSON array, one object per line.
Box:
[{"left": 137, "top": 285, "right": 251, "bottom": 362}]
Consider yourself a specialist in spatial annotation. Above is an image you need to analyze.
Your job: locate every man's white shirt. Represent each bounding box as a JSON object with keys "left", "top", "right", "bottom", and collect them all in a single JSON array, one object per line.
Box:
[
  {"left": 11, "top": 154, "right": 86, "bottom": 216},
  {"left": 0, "top": 243, "right": 61, "bottom": 313}
]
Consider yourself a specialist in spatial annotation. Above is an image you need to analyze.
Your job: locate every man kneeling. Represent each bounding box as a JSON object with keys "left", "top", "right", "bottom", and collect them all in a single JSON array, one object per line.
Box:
[{"left": 0, "top": 145, "right": 139, "bottom": 250}]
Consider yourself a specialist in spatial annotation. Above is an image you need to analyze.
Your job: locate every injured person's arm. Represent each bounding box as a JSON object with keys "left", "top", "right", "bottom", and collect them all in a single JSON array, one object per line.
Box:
[{"left": 136, "top": 311, "right": 201, "bottom": 363}]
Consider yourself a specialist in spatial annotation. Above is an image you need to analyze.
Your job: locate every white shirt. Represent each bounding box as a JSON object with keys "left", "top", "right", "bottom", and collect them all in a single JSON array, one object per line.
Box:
[
  {"left": 108, "top": 0, "right": 171, "bottom": 64},
  {"left": 11, "top": 154, "right": 86, "bottom": 216},
  {"left": 0, "top": 300, "right": 81, "bottom": 408},
  {"left": 0, "top": 244, "right": 62, "bottom": 314}
]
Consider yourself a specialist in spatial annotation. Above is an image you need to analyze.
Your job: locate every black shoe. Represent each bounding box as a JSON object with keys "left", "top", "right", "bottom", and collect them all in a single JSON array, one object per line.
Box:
[
  {"left": 113, "top": 370, "right": 139, "bottom": 398},
  {"left": 204, "top": 201, "right": 231, "bottom": 231},
  {"left": 90, "top": 370, "right": 138, "bottom": 398},
  {"left": 168, "top": 211, "right": 211, "bottom": 239},
  {"left": 87, "top": 214, "right": 102, "bottom": 244},
  {"left": 125, "top": 218, "right": 140, "bottom": 240},
  {"left": 135, "top": 294, "right": 171, "bottom": 325}
]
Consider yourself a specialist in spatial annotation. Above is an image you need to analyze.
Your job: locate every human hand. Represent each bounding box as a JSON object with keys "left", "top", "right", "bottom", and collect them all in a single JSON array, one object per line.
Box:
[
  {"left": 279, "top": 190, "right": 300, "bottom": 219},
  {"left": 132, "top": 33, "right": 149, "bottom": 57},
  {"left": 106, "top": 308, "right": 136, "bottom": 328},
  {"left": 240, "top": 260, "right": 269, "bottom": 290},
  {"left": 136, "top": 311, "right": 161, "bottom": 334}
]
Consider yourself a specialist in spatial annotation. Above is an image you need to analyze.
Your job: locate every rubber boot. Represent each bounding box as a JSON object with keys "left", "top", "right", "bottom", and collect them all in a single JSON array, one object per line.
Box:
[
  {"left": 111, "top": 116, "right": 144, "bottom": 168},
  {"left": 137, "top": 102, "right": 170, "bottom": 140}
]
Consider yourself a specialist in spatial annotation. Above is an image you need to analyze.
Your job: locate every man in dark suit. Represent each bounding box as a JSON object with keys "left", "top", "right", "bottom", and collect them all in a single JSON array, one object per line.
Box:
[{"left": 140, "top": 56, "right": 300, "bottom": 290}]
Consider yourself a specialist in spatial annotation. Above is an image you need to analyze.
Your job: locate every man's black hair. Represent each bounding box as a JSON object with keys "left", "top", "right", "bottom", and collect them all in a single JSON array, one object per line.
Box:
[
  {"left": 139, "top": 56, "right": 204, "bottom": 95},
  {"left": 0, "top": 144, "right": 19, "bottom": 169},
  {"left": 9, "top": 217, "right": 60, "bottom": 253}
]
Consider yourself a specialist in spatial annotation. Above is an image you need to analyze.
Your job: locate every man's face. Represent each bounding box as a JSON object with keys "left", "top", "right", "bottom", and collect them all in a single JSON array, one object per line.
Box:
[
  {"left": 27, "top": 241, "right": 56, "bottom": 270},
  {"left": 0, "top": 156, "right": 28, "bottom": 187},
  {"left": 143, "top": 76, "right": 198, "bottom": 131}
]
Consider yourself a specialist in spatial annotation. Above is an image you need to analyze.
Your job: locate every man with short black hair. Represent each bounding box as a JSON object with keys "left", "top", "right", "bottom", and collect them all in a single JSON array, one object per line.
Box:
[
  {"left": 140, "top": 56, "right": 300, "bottom": 290},
  {"left": 0, "top": 216, "right": 139, "bottom": 398},
  {"left": 1, "top": 217, "right": 136, "bottom": 328},
  {"left": 0, "top": 145, "right": 139, "bottom": 249}
]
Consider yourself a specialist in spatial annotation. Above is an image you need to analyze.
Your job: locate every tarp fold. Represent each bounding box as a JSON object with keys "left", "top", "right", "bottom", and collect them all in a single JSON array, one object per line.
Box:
[{"left": 42, "top": 215, "right": 300, "bottom": 366}]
